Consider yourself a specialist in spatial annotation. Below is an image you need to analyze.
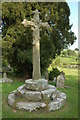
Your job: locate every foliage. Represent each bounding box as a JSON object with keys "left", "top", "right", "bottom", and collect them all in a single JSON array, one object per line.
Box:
[
  {"left": 49, "top": 67, "right": 60, "bottom": 80},
  {"left": 48, "top": 50, "right": 78, "bottom": 70},
  {"left": 67, "top": 49, "right": 76, "bottom": 56},
  {"left": 61, "top": 49, "right": 77, "bottom": 57},
  {"left": 52, "top": 56, "right": 61, "bottom": 67},
  {"left": 2, "top": 2, "right": 76, "bottom": 77},
  {"left": 40, "top": 34, "right": 55, "bottom": 73},
  {"left": 61, "top": 50, "right": 68, "bottom": 57}
]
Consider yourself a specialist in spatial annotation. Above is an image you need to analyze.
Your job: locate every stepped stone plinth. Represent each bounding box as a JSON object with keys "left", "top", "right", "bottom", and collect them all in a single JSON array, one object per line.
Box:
[{"left": 8, "top": 79, "right": 66, "bottom": 112}]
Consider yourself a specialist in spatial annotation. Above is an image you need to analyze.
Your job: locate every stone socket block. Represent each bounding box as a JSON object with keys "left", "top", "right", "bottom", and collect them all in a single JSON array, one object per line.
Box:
[{"left": 25, "top": 79, "right": 49, "bottom": 91}]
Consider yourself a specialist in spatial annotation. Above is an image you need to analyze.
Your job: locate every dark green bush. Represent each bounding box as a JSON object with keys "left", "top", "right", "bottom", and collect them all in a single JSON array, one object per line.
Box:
[{"left": 49, "top": 68, "right": 60, "bottom": 81}]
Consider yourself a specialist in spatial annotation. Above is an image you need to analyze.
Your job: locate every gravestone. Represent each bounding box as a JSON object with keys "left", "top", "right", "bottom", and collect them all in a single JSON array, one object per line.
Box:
[
  {"left": 56, "top": 72, "right": 65, "bottom": 88},
  {"left": 0, "top": 72, "right": 12, "bottom": 83},
  {"left": 8, "top": 9, "right": 66, "bottom": 112}
]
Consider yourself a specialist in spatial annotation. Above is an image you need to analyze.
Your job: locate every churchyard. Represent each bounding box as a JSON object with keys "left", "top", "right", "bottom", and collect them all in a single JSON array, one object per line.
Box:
[{"left": 1, "top": 2, "right": 79, "bottom": 119}]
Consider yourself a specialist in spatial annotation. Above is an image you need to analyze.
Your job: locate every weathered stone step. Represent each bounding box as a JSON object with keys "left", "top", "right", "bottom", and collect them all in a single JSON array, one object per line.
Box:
[
  {"left": 17, "top": 85, "right": 42, "bottom": 101},
  {"left": 24, "top": 91, "right": 42, "bottom": 101},
  {"left": 17, "top": 84, "right": 57, "bottom": 101},
  {"left": 16, "top": 102, "right": 47, "bottom": 112},
  {"left": 48, "top": 91, "right": 66, "bottom": 111},
  {"left": 49, "top": 97, "right": 65, "bottom": 111},
  {"left": 41, "top": 87, "right": 57, "bottom": 100},
  {"left": 8, "top": 91, "right": 16, "bottom": 107},
  {"left": 17, "top": 85, "right": 26, "bottom": 95},
  {"left": 57, "top": 91, "right": 66, "bottom": 101}
]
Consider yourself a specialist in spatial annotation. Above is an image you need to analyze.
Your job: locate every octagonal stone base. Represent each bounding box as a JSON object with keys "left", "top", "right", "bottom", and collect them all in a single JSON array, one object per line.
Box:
[{"left": 8, "top": 79, "right": 66, "bottom": 112}]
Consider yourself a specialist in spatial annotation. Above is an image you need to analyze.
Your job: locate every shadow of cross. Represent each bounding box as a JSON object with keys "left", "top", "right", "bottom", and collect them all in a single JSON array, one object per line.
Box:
[{"left": 22, "top": 9, "right": 50, "bottom": 80}]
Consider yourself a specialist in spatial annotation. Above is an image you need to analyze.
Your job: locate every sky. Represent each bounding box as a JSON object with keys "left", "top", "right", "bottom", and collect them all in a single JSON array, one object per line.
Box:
[{"left": 67, "top": 1, "right": 78, "bottom": 50}]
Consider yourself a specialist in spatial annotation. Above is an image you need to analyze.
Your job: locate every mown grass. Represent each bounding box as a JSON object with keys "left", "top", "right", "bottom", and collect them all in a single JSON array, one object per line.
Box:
[{"left": 2, "top": 68, "right": 78, "bottom": 118}]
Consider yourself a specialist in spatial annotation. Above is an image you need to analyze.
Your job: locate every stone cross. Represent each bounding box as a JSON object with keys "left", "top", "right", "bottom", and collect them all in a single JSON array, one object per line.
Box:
[{"left": 22, "top": 9, "right": 50, "bottom": 80}]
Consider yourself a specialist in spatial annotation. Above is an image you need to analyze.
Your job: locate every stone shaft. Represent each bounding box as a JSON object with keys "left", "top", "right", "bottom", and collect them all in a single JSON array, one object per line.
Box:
[
  {"left": 22, "top": 9, "right": 49, "bottom": 80},
  {"left": 33, "top": 27, "right": 41, "bottom": 80}
]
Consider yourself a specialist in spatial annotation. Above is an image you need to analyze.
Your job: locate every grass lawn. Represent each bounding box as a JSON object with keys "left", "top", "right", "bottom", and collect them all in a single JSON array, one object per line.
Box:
[{"left": 2, "top": 68, "right": 78, "bottom": 118}]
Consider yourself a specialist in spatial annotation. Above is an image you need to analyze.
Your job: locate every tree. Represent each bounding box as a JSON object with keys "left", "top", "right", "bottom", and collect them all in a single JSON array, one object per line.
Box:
[
  {"left": 61, "top": 50, "right": 68, "bottom": 57},
  {"left": 67, "top": 49, "right": 76, "bottom": 57},
  {"left": 2, "top": 2, "right": 76, "bottom": 78}
]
